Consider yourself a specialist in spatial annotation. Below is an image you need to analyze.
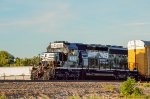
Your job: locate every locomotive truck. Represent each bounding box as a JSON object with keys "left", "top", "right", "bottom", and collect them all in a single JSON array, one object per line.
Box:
[{"left": 31, "top": 40, "right": 150, "bottom": 80}]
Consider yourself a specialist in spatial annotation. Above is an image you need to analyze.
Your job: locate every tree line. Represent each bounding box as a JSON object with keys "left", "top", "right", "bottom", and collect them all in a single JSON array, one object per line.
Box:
[{"left": 0, "top": 50, "right": 40, "bottom": 67}]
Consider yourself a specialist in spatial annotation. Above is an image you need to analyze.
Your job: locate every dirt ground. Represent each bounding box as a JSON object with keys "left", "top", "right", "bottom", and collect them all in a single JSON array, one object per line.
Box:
[{"left": 0, "top": 81, "right": 150, "bottom": 99}]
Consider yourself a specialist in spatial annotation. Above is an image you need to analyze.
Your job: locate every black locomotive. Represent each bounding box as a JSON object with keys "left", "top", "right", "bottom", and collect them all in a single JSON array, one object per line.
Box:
[{"left": 31, "top": 41, "right": 138, "bottom": 80}]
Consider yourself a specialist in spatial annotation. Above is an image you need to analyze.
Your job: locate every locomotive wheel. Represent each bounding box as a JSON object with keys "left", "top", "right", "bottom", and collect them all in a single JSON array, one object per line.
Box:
[
  {"left": 114, "top": 75, "right": 119, "bottom": 80},
  {"left": 64, "top": 72, "right": 69, "bottom": 80}
]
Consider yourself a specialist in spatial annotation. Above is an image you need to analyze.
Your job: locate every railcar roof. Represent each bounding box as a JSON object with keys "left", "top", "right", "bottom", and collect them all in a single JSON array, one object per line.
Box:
[{"left": 143, "top": 40, "right": 150, "bottom": 46}]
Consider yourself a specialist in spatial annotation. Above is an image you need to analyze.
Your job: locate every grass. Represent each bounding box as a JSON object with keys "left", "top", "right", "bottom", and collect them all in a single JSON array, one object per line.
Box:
[
  {"left": 119, "top": 95, "right": 150, "bottom": 99},
  {"left": 103, "top": 84, "right": 115, "bottom": 92},
  {"left": 0, "top": 94, "right": 7, "bottom": 99},
  {"left": 137, "top": 81, "right": 150, "bottom": 87}
]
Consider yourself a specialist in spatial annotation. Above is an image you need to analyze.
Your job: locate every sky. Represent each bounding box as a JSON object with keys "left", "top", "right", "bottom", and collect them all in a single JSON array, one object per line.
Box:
[{"left": 0, "top": 0, "right": 150, "bottom": 58}]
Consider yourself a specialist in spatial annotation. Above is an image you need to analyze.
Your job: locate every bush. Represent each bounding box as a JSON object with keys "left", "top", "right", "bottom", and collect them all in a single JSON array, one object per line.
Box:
[
  {"left": 132, "top": 87, "right": 143, "bottom": 96},
  {"left": 119, "top": 77, "right": 142, "bottom": 96}
]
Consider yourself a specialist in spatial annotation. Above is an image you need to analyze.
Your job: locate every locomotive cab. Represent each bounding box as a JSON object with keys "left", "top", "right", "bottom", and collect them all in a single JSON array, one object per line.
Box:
[{"left": 40, "top": 52, "right": 66, "bottom": 67}]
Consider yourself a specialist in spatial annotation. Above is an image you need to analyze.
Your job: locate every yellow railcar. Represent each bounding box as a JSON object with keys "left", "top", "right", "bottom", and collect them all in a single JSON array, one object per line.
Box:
[{"left": 128, "top": 40, "right": 150, "bottom": 78}]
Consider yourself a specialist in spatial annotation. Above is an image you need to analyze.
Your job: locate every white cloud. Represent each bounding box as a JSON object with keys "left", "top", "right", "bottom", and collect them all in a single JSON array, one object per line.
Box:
[
  {"left": 0, "top": 2, "right": 73, "bottom": 34},
  {"left": 0, "top": 13, "right": 55, "bottom": 26},
  {"left": 122, "top": 22, "right": 150, "bottom": 27}
]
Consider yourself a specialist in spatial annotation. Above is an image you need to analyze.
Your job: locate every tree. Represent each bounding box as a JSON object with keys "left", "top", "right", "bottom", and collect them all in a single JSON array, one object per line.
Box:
[
  {"left": 23, "top": 58, "right": 32, "bottom": 66},
  {"left": 14, "top": 56, "right": 39, "bottom": 66},
  {"left": 15, "top": 57, "right": 24, "bottom": 66},
  {"left": 0, "top": 50, "right": 40, "bottom": 66},
  {"left": 31, "top": 56, "right": 40, "bottom": 66},
  {"left": 0, "top": 51, "right": 14, "bottom": 66}
]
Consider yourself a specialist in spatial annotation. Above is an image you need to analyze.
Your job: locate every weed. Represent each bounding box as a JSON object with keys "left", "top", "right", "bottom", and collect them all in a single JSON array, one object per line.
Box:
[
  {"left": 143, "top": 82, "right": 150, "bottom": 87},
  {"left": 119, "top": 77, "right": 143, "bottom": 97},
  {"left": 103, "top": 84, "right": 115, "bottom": 92},
  {"left": 67, "top": 96, "right": 81, "bottom": 99},
  {"left": 0, "top": 94, "right": 7, "bottom": 99}
]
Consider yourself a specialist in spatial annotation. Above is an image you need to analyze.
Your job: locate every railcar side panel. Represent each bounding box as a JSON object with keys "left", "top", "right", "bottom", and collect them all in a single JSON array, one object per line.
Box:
[
  {"left": 146, "top": 47, "right": 150, "bottom": 78},
  {"left": 128, "top": 49, "right": 136, "bottom": 70},
  {"left": 136, "top": 48, "right": 145, "bottom": 77}
]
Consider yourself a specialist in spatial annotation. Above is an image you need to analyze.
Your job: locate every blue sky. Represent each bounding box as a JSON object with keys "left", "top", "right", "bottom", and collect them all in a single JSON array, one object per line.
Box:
[{"left": 0, "top": 0, "right": 150, "bottom": 58}]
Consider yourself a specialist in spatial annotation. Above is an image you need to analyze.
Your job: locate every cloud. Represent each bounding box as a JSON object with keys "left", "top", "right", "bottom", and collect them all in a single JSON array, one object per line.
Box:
[
  {"left": 122, "top": 22, "right": 150, "bottom": 27},
  {"left": 0, "top": 13, "right": 56, "bottom": 26},
  {"left": 0, "top": 2, "right": 73, "bottom": 34}
]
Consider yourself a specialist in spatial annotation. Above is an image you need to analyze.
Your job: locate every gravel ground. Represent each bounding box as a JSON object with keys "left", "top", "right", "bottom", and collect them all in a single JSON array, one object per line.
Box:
[{"left": 0, "top": 81, "right": 150, "bottom": 99}]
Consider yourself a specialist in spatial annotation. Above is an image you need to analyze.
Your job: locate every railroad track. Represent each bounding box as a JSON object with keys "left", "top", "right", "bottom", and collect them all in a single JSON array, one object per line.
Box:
[
  {"left": 0, "top": 79, "right": 124, "bottom": 82},
  {"left": 0, "top": 79, "right": 149, "bottom": 99}
]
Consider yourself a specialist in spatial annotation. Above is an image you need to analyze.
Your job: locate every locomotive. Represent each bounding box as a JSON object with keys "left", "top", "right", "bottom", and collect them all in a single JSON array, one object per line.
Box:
[{"left": 31, "top": 40, "right": 150, "bottom": 80}]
